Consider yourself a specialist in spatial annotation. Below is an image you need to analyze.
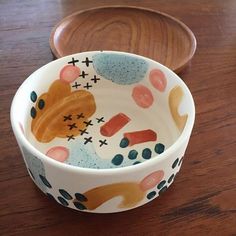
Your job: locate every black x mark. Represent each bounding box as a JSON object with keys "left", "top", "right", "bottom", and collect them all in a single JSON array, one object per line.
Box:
[
  {"left": 68, "top": 57, "right": 79, "bottom": 66},
  {"left": 83, "top": 120, "right": 93, "bottom": 127},
  {"left": 91, "top": 75, "right": 100, "bottom": 83},
  {"left": 63, "top": 114, "right": 72, "bottom": 121},
  {"left": 99, "top": 139, "right": 108, "bottom": 147},
  {"left": 79, "top": 129, "right": 89, "bottom": 136},
  {"left": 67, "top": 135, "right": 75, "bottom": 141},
  {"left": 84, "top": 136, "right": 93, "bottom": 145},
  {"left": 72, "top": 82, "right": 81, "bottom": 89},
  {"left": 79, "top": 71, "right": 88, "bottom": 78},
  {"left": 96, "top": 117, "right": 105, "bottom": 123},
  {"left": 67, "top": 123, "right": 77, "bottom": 130},
  {"left": 77, "top": 113, "right": 85, "bottom": 119}
]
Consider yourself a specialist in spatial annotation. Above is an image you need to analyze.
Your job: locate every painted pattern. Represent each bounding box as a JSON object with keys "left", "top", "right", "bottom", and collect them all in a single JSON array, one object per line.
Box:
[{"left": 26, "top": 52, "right": 188, "bottom": 170}]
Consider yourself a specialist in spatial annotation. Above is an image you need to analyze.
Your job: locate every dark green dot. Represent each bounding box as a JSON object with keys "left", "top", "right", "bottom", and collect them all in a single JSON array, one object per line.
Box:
[
  {"left": 178, "top": 157, "right": 184, "bottom": 166},
  {"left": 30, "top": 107, "right": 37, "bottom": 119},
  {"left": 38, "top": 99, "right": 45, "bottom": 110},
  {"left": 28, "top": 168, "right": 35, "bottom": 180},
  {"left": 157, "top": 180, "right": 166, "bottom": 189},
  {"left": 46, "top": 193, "right": 55, "bottom": 201},
  {"left": 120, "top": 138, "right": 129, "bottom": 148},
  {"left": 159, "top": 186, "right": 168, "bottom": 195},
  {"left": 154, "top": 143, "right": 165, "bottom": 154},
  {"left": 147, "top": 191, "right": 156, "bottom": 200},
  {"left": 39, "top": 175, "right": 52, "bottom": 188},
  {"left": 75, "top": 193, "right": 87, "bottom": 202},
  {"left": 58, "top": 196, "right": 68, "bottom": 206},
  {"left": 74, "top": 201, "right": 87, "bottom": 210},
  {"left": 172, "top": 158, "right": 179, "bottom": 169},
  {"left": 168, "top": 174, "right": 175, "bottom": 183},
  {"left": 142, "top": 148, "right": 152, "bottom": 159},
  {"left": 128, "top": 150, "right": 138, "bottom": 160},
  {"left": 112, "top": 154, "right": 124, "bottom": 165},
  {"left": 30, "top": 91, "right": 37, "bottom": 102},
  {"left": 133, "top": 161, "right": 141, "bottom": 165},
  {"left": 59, "top": 189, "right": 72, "bottom": 200}
]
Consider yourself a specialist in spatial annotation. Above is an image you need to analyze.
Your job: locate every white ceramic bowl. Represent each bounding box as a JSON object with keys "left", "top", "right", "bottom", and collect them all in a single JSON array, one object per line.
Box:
[{"left": 11, "top": 51, "right": 195, "bottom": 213}]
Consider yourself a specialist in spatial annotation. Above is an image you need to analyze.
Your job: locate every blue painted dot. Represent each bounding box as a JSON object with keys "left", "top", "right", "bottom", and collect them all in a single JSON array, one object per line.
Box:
[
  {"left": 38, "top": 99, "right": 45, "bottom": 110},
  {"left": 58, "top": 196, "right": 68, "bottom": 206},
  {"left": 30, "top": 91, "right": 37, "bottom": 102},
  {"left": 128, "top": 150, "right": 138, "bottom": 160},
  {"left": 112, "top": 154, "right": 124, "bottom": 165},
  {"left": 142, "top": 148, "right": 152, "bottom": 159},
  {"left": 74, "top": 201, "right": 87, "bottom": 210},
  {"left": 168, "top": 174, "right": 175, "bottom": 183},
  {"left": 30, "top": 107, "right": 37, "bottom": 119},
  {"left": 39, "top": 175, "right": 52, "bottom": 188},
  {"left": 147, "top": 191, "right": 156, "bottom": 200},
  {"left": 158, "top": 186, "right": 168, "bottom": 195},
  {"left": 154, "top": 143, "right": 165, "bottom": 154},
  {"left": 133, "top": 161, "right": 141, "bottom": 165},
  {"left": 59, "top": 189, "right": 72, "bottom": 200},
  {"left": 75, "top": 193, "right": 87, "bottom": 202},
  {"left": 46, "top": 193, "right": 55, "bottom": 201},
  {"left": 172, "top": 158, "right": 179, "bottom": 169},
  {"left": 120, "top": 138, "right": 129, "bottom": 148},
  {"left": 157, "top": 180, "right": 166, "bottom": 189}
]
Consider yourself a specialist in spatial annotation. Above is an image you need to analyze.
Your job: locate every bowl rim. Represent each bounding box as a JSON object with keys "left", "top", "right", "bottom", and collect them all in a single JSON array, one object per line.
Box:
[{"left": 10, "top": 50, "right": 195, "bottom": 175}]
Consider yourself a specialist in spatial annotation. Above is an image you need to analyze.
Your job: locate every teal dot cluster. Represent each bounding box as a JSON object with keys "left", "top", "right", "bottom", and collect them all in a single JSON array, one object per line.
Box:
[
  {"left": 30, "top": 91, "right": 46, "bottom": 119},
  {"left": 113, "top": 142, "right": 165, "bottom": 166},
  {"left": 146, "top": 157, "right": 183, "bottom": 200}
]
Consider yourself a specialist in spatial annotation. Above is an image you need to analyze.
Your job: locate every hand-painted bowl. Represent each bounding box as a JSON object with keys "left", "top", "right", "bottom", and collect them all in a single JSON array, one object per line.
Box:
[{"left": 11, "top": 51, "right": 195, "bottom": 213}]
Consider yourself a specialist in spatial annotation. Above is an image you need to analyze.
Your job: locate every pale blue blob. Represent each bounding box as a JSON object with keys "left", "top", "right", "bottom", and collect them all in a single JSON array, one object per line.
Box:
[
  {"left": 92, "top": 53, "right": 148, "bottom": 85},
  {"left": 21, "top": 146, "right": 47, "bottom": 192},
  {"left": 67, "top": 140, "right": 141, "bottom": 169}
]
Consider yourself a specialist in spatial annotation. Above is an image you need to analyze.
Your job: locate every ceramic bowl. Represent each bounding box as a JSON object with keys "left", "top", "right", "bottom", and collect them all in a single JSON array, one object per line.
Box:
[{"left": 11, "top": 51, "right": 195, "bottom": 213}]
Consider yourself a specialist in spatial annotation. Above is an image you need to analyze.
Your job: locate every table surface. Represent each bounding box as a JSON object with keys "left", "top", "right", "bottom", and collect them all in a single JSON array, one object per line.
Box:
[{"left": 1, "top": 0, "right": 236, "bottom": 235}]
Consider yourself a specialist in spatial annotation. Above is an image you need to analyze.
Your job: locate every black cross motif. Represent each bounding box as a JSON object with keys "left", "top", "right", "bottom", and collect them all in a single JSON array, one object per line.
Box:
[
  {"left": 79, "top": 128, "right": 89, "bottom": 136},
  {"left": 63, "top": 114, "right": 72, "bottom": 121},
  {"left": 77, "top": 113, "right": 85, "bottom": 119},
  {"left": 67, "top": 135, "right": 75, "bottom": 141},
  {"left": 79, "top": 71, "right": 88, "bottom": 78},
  {"left": 91, "top": 75, "right": 100, "bottom": 83},
  {"left": 83, "top": 82, "right": 92, "bottom": 90},
  {"left": 84, "top": 136, "right": 93, "bottom": 145},
  {"left": 68, "top": 57, "right": 79, "bottom": 66},
  {"left": 82, "top": 57, "right": 93, "bottom": 67},
  {"left": 83, "top": 120, "right": 93, "bottom": 127},
  {"left": 96, "top": 117, "right": 105, "bottom": 123},
  {"left": 99, "top": 139, "right": 108, "bottom": 147},
  {"left": 67, "top": 123, "right": 77, "bottom": 130},
  {"left": 72, "top": 82, "right": 81, "bottom": 89}
]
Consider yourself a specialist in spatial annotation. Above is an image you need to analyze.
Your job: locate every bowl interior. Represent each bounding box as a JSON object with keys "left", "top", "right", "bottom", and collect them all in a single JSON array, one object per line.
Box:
[{"left": 12, "top": 51, "right": 193, "bottom": 169}]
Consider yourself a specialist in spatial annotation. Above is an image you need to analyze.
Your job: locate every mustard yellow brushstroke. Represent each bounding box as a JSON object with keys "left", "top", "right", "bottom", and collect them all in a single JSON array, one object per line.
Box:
[
  {"left": 169, "top": 86, "right": 188, "bottom": 131},
  {"left": 75, "top": 183, "right": 145, "bottom": 210},
  {"left": 31, "top": 80, "right": 96, "bottom": 142}
]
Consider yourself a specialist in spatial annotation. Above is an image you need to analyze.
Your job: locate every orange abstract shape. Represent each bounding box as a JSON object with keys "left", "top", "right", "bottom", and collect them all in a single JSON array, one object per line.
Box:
[
  {"left": 46, "top": 146, "right": 69, "bottom": 162},
  {"left": 149, "top": 69, "right": 167, "bottom": 92},
  {"left": 60, "top": 65, "right": 80, "bottom": 83},
  {"left": 75, "top": 183, "right": 145, "bottom": 210},
  {"left": 124, "top": 129, "right": 157, "bottom": 146},
  {"left": 100, "top": 113, "right": 130, "bottom": 137},
  {"left": 31, "top": 80, "right": 96, "bottom": 142},
  {"left": 139, "top": 170, "right": 164, "bottom": 191},
  {"left": 169, "top": 86, "right": 188, "bottom": 131},
  {"left": 132, "top": 84, "right": 154, "bottom": 108}
]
